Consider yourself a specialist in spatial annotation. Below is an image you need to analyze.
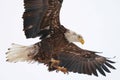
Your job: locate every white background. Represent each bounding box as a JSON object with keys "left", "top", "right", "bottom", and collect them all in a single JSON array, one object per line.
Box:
[{"left": 0, "top": 0, "right": 120, "bottom": 80}]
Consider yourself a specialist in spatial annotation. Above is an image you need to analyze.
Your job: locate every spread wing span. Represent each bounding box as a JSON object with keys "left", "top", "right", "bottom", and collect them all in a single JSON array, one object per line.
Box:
[{"left": 58, "top": 43, "right": 116, "bottom": 76}]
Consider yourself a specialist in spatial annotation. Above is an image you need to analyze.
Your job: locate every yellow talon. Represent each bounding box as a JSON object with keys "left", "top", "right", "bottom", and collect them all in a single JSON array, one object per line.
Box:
[{"left": 57, "top": 66, "right": 68, "bottom": 74}]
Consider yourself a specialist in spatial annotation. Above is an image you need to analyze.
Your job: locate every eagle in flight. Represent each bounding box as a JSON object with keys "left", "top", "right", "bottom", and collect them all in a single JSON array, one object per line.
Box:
[{"left": 6, "top": 0, "right": 116, "bottom": 76}]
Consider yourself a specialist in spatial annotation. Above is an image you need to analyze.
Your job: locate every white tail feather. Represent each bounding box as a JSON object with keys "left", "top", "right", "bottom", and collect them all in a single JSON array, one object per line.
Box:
[{"left": 6, "top": 43, "right": 39, "bottom": 63}]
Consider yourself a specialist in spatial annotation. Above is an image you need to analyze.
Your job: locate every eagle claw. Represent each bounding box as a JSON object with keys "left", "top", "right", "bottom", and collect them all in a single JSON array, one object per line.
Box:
[
  {"left": 56, "top": 66, "right": 68, "bottom": 74},
  {"left": 49, "top": 59, "right": 68, "bottom": 74}
]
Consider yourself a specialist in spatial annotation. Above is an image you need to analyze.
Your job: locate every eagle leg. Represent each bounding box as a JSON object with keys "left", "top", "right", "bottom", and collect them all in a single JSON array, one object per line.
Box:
[
  {"left": 48, "top": 58, "right": 68, "bottom": 74},
  {"left": 56, "top": 66, "right": 68, "bottom": 74},
  {"left": 50, "top": 58, "right": 60, "bottom": 67}
]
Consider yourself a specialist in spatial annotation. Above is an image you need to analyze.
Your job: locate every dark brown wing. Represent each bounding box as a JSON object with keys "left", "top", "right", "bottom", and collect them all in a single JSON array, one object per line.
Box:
[
  {"left": 23, "top": 0, "right": 63, "bottom": 38},
  {"left": 58, "top": 43, "right": 116, "bottom": 76}
]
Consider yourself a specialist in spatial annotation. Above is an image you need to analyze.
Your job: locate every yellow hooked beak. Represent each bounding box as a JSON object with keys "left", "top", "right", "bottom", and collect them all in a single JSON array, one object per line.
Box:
[{"left": 79, "top": 37, "right": 85, "bottom": 45}]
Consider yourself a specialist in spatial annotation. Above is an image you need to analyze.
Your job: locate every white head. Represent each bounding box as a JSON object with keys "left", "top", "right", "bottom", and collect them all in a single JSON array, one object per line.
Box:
[{"left": 64, "top": 30, "right": 85, "bottom": 44}]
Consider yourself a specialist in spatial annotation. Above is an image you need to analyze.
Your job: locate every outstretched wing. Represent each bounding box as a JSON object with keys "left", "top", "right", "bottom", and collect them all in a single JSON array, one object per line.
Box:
[
  {"left": 58, "top": 43, "right": 116, "bottom": 76},
  {"left": 23, "top": 0, "right": 63, "bottom": 38}
]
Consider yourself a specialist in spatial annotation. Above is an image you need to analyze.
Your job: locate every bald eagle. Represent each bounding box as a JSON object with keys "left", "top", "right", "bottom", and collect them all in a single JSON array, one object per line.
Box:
[{"left": 6, "top": 0, "right": 115, "bottom": 76}]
